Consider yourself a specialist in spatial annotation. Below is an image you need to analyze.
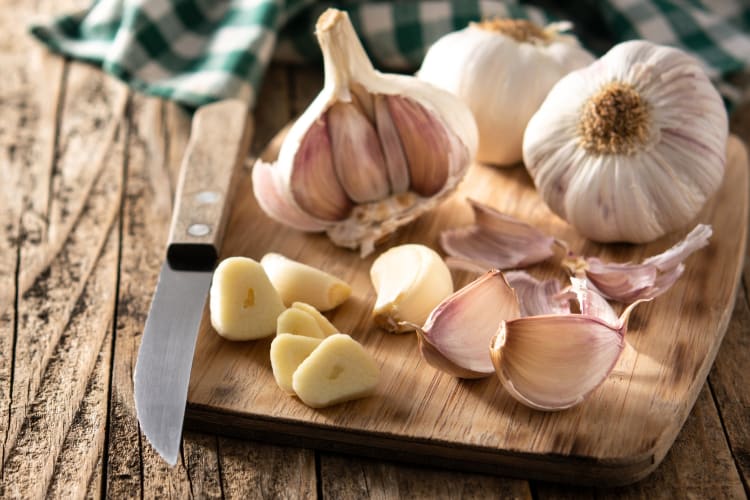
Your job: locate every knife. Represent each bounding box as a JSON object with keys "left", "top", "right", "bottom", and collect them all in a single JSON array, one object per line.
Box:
[{"left": 134, "top": 99, "right": 252, "bottom": 465}]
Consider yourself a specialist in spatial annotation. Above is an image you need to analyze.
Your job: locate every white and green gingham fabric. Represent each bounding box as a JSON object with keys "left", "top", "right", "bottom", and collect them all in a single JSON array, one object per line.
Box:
[{"left": 30, "top": 0, "right": 750, "bottom": 108}]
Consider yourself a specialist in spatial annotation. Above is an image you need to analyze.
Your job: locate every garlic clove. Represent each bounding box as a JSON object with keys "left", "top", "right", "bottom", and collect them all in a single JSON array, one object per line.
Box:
[
  {"left": 490, "top": 296, "right": 645, "bottom": 411},
  {"left": 327, "top": 101, "right": 391, "bottom": 202},
  {"left": 370, "top": 244, "right": 453, "bottom": 333},
  {"left": 374, "top": 94, "right": 410, "bottom": 194},
  {"left": 260, "top": 252, "right": 351, "bottom": 311},
  {"left": 252, "top": 160, "right": 330, "bottom": 232},
  {"left": 440, "top": 199, "right": 556, "bottom": 270},
  {"left": 490, "top": 315, "right": 625, "bottom": 411},
  {"left": 276, "top": 307, "right": 328, "bottom": 339},
  {"left": 291, "top": 333, "right": 380, "bottom": 408},
  {"left": 289, "top": 116, "right": 353, "bottom": 221},
  {"left": 583, "top": 224, "right": 712, "bottom": 302},
  {"left": 504, "top": 271, "right": 570, "bottom": 317},
  {"left": 386, "top": 95, "right": 450, "bottom": 197},
  {"left": 209, "top": 257, "right": 287, "bottom": 341},
  {"left": 270, "top": 334, "right": 323, "bottom": 395},
  {"left": 291, "top": 302, "right": 338, "bottom": 336},
  {"left": 251, "top": 9, "right": 477, "bottom": 257},
  {"left": 417, "top": 270, "right": 520, "bottom": 377}
]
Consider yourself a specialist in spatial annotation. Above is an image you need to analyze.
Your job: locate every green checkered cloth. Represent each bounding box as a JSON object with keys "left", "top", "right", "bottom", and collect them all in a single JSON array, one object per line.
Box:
[{"left": 30, "top": 0, "right": 750, "bottom": 108}]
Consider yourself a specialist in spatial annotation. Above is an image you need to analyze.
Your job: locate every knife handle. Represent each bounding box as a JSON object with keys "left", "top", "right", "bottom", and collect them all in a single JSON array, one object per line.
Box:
[{"left": 166, "top": 99, "right": 253, "bottom": 270}]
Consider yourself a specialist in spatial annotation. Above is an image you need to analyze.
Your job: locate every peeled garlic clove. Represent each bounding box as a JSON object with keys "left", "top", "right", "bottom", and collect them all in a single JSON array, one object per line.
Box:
[
  {"left": 418, "top": 19, "right": 593, "bottom": 166},
  {"left": 270, "top": 334, "right": 323, "bottom": 395},
  {"left": 277, "top": 307, "right": 327, "bottom": 339},
  {"left": 260, "top": 253, "right": 351, "bottom": 311},
  {"left": 327, "top": 101, "right": 390, "bottom": 203},
  {"left": 370, "top": 244, "right": 453, "bottom": 333},
  {"left": 209, "top": 257, "right": 286, "bottom": 341},
  {"left": 417, "top": 270, "right": 520, "bottom": 377},
  {"left": 584, "top": 224, "right": 712, "bottom": 302},
  {"left": 523, "top": 41, "right": 727, "bottom": 243},
  {"left": 252, "top": 8, "right": 478, "bottom": 256},
  {"left": 440, "top": 199, "right": 556, "bottom": 270},
  {"left": 292, "top": 334, "right": 380, "bottom": 408},
  {"left": 291, "top": 302, "right": 338, "bottom": 336},
  {"left": 289, "top": 116, "right": 353, "bottom": 221},
  {"left": 505, "top": 271, "right": 569, "bottom": 317}
]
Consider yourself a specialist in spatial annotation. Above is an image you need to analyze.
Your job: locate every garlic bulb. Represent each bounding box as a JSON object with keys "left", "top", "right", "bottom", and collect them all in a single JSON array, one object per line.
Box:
[
  {"left": 418, "top": 19, "right": 593, "bottom": 166},
  {"left": 523, "top": 40, "right": 728, "bottom": 243},
  {"left": 252, "top": 9, "right": 478, "bottom": 256}
]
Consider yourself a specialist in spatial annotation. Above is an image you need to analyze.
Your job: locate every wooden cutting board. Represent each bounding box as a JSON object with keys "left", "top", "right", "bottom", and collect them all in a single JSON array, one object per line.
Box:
[{"left": 186, "top": 132, "right": 748, "bottom": 486}]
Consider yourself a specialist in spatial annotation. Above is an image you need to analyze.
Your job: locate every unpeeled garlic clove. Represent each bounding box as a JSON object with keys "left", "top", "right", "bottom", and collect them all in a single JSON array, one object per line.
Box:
[
  {"left": 489, "top": 298, "right": 644, "bottom": 411},
  {"left": 289, "top": 116, "right": 352, "bottom": 221},
  {"left": 416, "top": 270, "right": 520, "bottom": 378},
  {"left": 327, "top": 101, "right": 390, "bottom": 203},
  {"left": 252, "top": 8, "right": 478, "bottom": 256},
  {"left": 369, "top": 244, "right": 453, "bottom": 333},
  {"left": 440, "top": 199, "right": 556, "bottom": 271},
  {"left": 374, "top": 94, "right": 409, "bottom": 194},
  {"left": 260, "top": 253, "right": 351, "bottom": 311}
]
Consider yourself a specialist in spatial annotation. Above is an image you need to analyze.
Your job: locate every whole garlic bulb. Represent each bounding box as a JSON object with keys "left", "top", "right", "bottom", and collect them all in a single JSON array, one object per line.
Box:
[
  {"left": 253, "top": 9, "right": 478, "bottom": 256},
  {"left": 418, "top": 19, "right": 593, "bottom": 166},
  {"left": 523, "top": 40, "right": 728, "bottom": 243}
]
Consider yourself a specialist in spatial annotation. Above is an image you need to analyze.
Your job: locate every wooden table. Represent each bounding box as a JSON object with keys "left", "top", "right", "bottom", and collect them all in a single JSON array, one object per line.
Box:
[{"left": 1, "top": 2, "right": 749, "bottom": 498}]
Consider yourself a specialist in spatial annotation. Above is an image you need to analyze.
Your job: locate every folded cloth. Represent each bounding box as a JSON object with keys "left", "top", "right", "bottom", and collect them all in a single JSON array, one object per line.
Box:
[{"left": 30, "top": 0, "right": 750, "bottom": 108}]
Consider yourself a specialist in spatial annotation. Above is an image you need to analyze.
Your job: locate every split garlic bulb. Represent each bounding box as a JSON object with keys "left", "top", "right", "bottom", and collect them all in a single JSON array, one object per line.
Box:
[
  {"left": 418, "top": 19, "right": 593, "bottom": 166},
  {"left": 253, "top": 9, "right": 478, "bottom": 256},
  {"left": 523, "top": 40, "right": 728, "bottom": 243}
]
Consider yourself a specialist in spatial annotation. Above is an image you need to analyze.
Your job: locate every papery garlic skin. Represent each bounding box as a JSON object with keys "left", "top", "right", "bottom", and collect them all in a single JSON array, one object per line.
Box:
[
  {"left": 418, "top": 20, "right": 593, "bottom": 166},
  {"left": 523, "top": 40, "right": 728, "bottom": 243},
  {"left": 253, "top": 9, "right": 478, "bottom": 256}
]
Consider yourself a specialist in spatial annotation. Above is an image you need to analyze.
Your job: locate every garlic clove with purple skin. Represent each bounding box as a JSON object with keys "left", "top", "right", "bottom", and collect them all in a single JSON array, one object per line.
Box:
[
  {"left": 504, "top": 271, "right": 570, "bottom": 317},
  {"left": 415, "top": 270, "right": 520, "bottom": 378},
  {"left": 252, "top": 8, "right": 478, "bottom": 257},
  {"left": 489, "top": 298, "right": 644, "bottom": 411}
]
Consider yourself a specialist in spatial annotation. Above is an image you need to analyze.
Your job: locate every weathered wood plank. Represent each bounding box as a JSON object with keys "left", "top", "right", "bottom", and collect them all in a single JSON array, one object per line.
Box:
[
  {"left": 534, "top": 384, "right": 745, "bottom": 499},
  {"left": 5, "top": 61, "right": 127, "bottom": 464},
  {"left": 47, "top": 326, "right": 114, "bottom": 499},
  {"left": 0, "top": 46, "right": 65, "bottom": 471},
  {"left": 708, "top": 263, "right": 750, "bottom": 493},
  {"left": 106, "top": 95, "right": 192, "bottom": 499},
  {"left": 320, "top": 454, "right": 531, "bottom": 499},
  {"left": 217, "top": 438, "right": 317, "bottom": 499},
  {"left": 0, "top": 222, "right": 118, "bottom": 498}
]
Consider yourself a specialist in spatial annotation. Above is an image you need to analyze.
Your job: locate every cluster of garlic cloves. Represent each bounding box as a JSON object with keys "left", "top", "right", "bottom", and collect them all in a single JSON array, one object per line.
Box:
[
  {"left": 252, "top": 8, "right": 478, "bottom": 256},
  {"left": 416, "top": 268, "right": 646, "bottom": 410}
]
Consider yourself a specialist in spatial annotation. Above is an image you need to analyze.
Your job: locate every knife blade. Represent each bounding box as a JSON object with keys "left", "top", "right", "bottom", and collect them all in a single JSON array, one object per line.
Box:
[{"left": 134, "top": 99, "right": 252, "bottom": 465}]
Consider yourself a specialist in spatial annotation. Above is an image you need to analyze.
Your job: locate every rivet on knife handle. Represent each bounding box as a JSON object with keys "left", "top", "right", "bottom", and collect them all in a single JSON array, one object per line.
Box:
[{"left": 166, "top": 99, "right": 253, "bottom": 270}]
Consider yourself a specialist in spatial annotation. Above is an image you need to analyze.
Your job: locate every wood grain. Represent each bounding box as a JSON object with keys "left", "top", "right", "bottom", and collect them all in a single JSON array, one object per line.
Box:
[{"left": 186, "top": 123, "right": 748, "bottom": 485}]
